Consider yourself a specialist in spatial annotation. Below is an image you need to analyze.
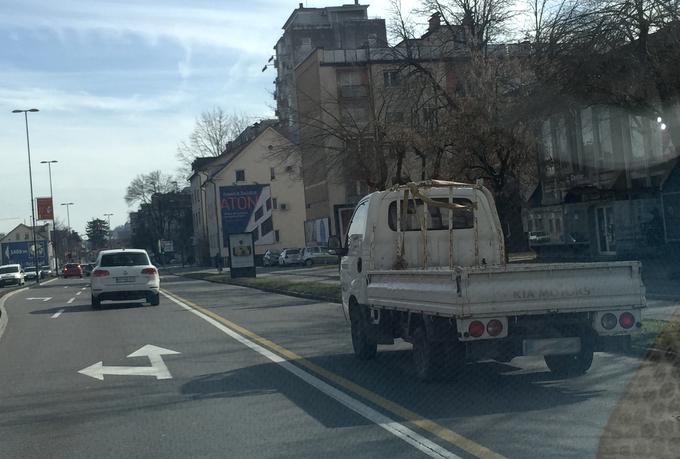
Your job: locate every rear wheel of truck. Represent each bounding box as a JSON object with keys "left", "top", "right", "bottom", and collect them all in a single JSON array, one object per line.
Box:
[
  {"left": 350, "top": 304, "right": 377, "bottom": 360},
  {"left": 412, "top": 327, "right": 447, "bottom": 381},
  {"left": 544, "top": 335, "right": 594, "bottom": 377}
]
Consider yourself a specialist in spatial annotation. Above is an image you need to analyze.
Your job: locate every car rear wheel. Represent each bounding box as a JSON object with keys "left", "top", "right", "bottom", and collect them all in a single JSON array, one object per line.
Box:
[
  {"left": 148, "top": 293, "right": 160, "bottom": 306},
  {"left": 91, "top": 295, "right": 100, "bottom": 309},
  {"left": 305, "top": 259, "right": 313, "bottom": 266}
]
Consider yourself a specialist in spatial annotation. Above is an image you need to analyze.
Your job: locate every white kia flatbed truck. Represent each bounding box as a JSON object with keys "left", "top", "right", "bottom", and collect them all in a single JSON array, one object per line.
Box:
[{"left": 328, "top": 181, "right": 645, "bottom": 380}]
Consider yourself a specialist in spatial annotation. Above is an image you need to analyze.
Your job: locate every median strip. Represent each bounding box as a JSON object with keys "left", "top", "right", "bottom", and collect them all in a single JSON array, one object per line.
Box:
[{"left": 161, "top": 288, "right": 505, "bottom": 459}]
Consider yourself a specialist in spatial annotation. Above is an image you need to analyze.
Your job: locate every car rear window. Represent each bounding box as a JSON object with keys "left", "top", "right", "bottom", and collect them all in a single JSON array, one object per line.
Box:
[
  {"left": 387, "top": 198, "right": 474, "bottom": 231},
  {"left": 0, "top": 266, "right": 19, "bottom": 274},
  {"left": 100, "top": 252, "right": 150, "bottom": 267},
  {"left": 65, "top": 264, "right": 79, "bottom": 268},
  {"left": 286, "top": 249, "right": 300, "bottom": 254}
]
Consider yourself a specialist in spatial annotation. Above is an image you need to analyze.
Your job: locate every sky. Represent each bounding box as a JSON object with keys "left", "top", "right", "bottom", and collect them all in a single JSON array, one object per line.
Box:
[{"left": 0, "top": 0, "right": 419, "bottom": 236}]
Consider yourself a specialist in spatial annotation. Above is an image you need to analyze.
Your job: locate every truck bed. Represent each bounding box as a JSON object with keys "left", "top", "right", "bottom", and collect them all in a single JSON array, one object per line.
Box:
[{"left": 365, "top": 262, "right": 646, "bottom": 318}]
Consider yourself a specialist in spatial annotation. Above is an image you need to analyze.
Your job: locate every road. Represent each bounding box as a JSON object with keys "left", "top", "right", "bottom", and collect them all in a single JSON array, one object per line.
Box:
[{"left": 0, "top": 275, "right": 669, "bottom": 458}]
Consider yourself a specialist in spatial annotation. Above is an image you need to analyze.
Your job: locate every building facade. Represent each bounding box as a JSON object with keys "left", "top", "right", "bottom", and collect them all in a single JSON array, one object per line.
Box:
[
  {"left": 190, "top": 121, "right": 307, "bottom": 265},
  {"left": 527, "top": 105, "right": 676, "bottom": 258}
]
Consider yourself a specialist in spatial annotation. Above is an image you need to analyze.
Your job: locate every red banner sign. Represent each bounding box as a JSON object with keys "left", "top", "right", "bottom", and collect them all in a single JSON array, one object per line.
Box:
[{"left": 36, "top": 197, "right": 54, "bottom": 220}]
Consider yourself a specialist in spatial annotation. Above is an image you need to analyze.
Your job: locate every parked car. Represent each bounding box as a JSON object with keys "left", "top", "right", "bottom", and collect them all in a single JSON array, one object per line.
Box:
[
  {"left": 301, "top": 246, "right": 337, "bottom": 265},
  {"left": 90, "top": 248, "right": 160, "bottom": 308},
  {"left": 82, "top": 263, "right": 95, "bottom": 277},
  {"left": 40, "top": 265, "right": 53, "bottom": 278},
  {"left": 0, "top": 264, "right": 25, "bottom": 287},
  {"left": 278, "top": 248, "right": 302, "bottom": 266},
  {"left": 23, "top": 266, "right": 40, "bottom": 281},
  {"left": 263, "top": 249, "right": 281, "bottom": 267},
  {"left": 62, "top": 263, "right": 83, "bottom": 278}
]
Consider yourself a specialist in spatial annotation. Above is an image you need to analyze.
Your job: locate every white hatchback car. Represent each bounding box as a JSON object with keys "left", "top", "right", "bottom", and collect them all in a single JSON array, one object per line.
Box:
[{"left": 90, "top": 249, "right": 160, "bottom": 308}]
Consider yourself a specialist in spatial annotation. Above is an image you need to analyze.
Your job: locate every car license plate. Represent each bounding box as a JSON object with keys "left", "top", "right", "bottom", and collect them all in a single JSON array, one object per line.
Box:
[
  {"left": 523, "top": 337, "right": 581, "bottom": 356},
  {"left": 116, "top": 276, "right": 135, "bottom": 283}
]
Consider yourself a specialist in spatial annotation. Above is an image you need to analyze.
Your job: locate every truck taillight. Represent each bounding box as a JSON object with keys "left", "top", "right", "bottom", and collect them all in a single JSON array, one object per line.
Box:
[
  {"left": 92, "top": 269, "right": 109, "bottom": 277},
  {"left": 141, "top": 267, "right": 157, "bottom": 275},
  {"left": 468, "top": 321, "right": 485, "bottom": 338},
  {"left": 486, "top": 319, "right": 503, "bottom": 337},
  {"left": 601, "top": 313, "right": 618, "bottom": 330},
  {"left": 619, "top": 312, "right": 635, "bottom": 329}
]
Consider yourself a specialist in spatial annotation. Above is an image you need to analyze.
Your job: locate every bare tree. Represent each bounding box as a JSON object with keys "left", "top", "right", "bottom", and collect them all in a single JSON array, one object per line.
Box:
[
  {"left": 124, "top": 170, "right": 178, "bottom": 206},
  {"left": 176, "top": 108, "right": 249, "bottom": 178}
]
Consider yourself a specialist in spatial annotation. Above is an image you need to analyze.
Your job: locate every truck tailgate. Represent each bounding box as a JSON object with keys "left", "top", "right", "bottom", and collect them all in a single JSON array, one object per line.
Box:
[{"left": 366, "top": 262, "right": 645, "bottom": 317}]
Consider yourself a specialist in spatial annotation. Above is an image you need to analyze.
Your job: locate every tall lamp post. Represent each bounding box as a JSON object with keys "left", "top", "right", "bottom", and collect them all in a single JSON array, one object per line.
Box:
[
  {"left": 61, "top": 202, "right": 74, "bottom": 262},
  {"left": 104, "top": 213, "right": 113, "bottom": 248},
  {"left": 12, "top": 108, "right": 40, "bottom": 285},
  {"left": 40, "top": 160, "right": 58, "bottom": 274}
]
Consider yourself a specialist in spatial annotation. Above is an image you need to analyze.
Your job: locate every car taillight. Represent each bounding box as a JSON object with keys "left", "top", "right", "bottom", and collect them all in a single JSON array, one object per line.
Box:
[
  {"left": 141, "top": 267, "right": 157, "bottom": 275},
  {"left": 619, "top": 312, "right": 635, "bottom": 329},
  {"left": 486, "top": 319, "right": 503, "bottom": 337},
  {"left": 468, "top": 321, "right": 485, "bottom": 338},
  {"left": 601, "top": 313, "right": 618, "bottom": 330},
  {"left": 92, "top": 269, "right": 109, "bottom": 277}
]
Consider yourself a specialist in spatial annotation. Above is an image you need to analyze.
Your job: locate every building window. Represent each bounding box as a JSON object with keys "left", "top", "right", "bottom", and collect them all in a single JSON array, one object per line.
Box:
[
  {"left": 254, "top": 206, "right": 264, "bottom": 221},
  {"left": 275, "top": 230, "right": 280, "bottom": 242},
  {"left": 260, "top": 217, "right": 274, "bottom": 236},
  {"left": 24, "top": 233, "right": 29, "bottom": 240},
  {"left": 15, "top": 234, "right": 19, "bottom": 240},
  {"left": 266, "top": 197, "right": 272, "bottom": 211},
  {"left": 629, "top": 115, "right": 646, "bottom": 160},
  {"left": 235, "top": 170, "right": 245, "bottom": 182},
  {"left": 597, "top": 108, "right": 613, "bottom": 169},
  {"left": 272, "top": 198, "right": 278, "bottom": 209},
  {"left": 270, "top": 167, "right": 276, "bottom": 180},
  {"left": 252, "top": 226, "right": 259, "bottom": 242},
  {"left": 384, "top": 70, "right": 401, "bottom": 87}
]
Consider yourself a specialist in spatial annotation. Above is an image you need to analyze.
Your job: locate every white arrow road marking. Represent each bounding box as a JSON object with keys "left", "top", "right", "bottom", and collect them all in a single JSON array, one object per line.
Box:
[
  {"left": 76, "top": 291, "right": 81, "bottom": 296},
  {"left": 51, "top": 309, "right": 64, "bottom": 319},
  {"left": 26, "top": 297, "right": 52, "bottom": 302},
  {"left": 78, "top": 345, "right": 180, "bottom": 381},
  {"left": 67, "top": 297, "right": 75, "bottom": 304}
]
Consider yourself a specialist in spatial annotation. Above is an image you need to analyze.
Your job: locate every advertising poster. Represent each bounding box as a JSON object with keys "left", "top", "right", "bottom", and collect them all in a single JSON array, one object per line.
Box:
[
  {"left": 1, "top": 240, "right": 48, "bottom": 266},
  {"left": 36, "top": 197, "right": 54, "bottom": 221},
  {"left": 219, "top": 185, "right": 274, "bottom": 247},
  {"left": 228, "top": 233, "right": 255, "bottom": 278},
  {"left": 304, "top": 217, "right": 330, "bottom": 245}
]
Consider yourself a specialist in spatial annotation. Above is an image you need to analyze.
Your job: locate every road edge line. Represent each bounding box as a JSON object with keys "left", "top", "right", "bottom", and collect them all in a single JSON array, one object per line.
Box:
[
  {"left": 0, "top": 287, "right": 29, "bottom": 342},
  {"left": 161, "top": 289, "right": 505, "bottom": 459}
]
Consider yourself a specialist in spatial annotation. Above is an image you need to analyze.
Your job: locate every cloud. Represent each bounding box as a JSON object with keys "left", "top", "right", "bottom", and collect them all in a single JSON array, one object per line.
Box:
[
  {"left": 1, "top": 0, "right": 282, "bottom": 56},
  {"left": 0, "top": 86, "right": 188, "bottom": 112}
]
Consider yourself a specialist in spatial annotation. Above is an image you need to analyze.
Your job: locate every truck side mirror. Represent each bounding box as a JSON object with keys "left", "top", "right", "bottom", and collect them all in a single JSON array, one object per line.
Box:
[{"left": 327, "top": 236, "right": 347, "bottom": 256}]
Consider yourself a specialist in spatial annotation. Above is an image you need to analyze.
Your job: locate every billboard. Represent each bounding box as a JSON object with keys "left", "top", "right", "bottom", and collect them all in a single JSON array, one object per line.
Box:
[
  {"left": 36, "top": 197, "right": 54, "bottom": 220},
  {"left": 1, "top": 240, "right": 49, "bottom": 267},
  {"left": 219, "top": 185, "right": 274, "bottom": 247}
]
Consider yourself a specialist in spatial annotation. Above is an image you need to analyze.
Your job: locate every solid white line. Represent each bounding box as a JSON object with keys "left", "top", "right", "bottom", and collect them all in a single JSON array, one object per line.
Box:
[
  {"left": 76, "top": 291, "right": 82, "bottom": 296},
  {"left": 51, "top": 309, "right": 65, "bottom": 319},
  {"left": 161, "top": 291, "right": 459, "bottom": 459},
  {"left": 67, "top": 297, "right": 75, "bottom": 304}
]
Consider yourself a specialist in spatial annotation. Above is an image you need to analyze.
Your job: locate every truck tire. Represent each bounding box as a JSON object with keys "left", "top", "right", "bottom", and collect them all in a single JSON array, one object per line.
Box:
[
  {"left": 544, "top": 335, "right": 594, "bottom": 377},
  {"left": 412, "top": 327, "right": 448, "bottom": 381},
  {"left": 350, "top": 305, "right": 377, "bottom": 360}
]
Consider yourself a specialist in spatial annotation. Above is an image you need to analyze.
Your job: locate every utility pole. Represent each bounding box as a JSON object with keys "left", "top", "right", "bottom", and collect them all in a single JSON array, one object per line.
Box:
[{"left": 41, "top": 160, "right": 59, "bottom": 273}]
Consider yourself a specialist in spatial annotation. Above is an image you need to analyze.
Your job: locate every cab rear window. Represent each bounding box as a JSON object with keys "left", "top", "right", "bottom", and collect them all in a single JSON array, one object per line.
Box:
[
  {"left": 388, "top": 199, "right": 474, "bottom": 231},
  {"left": 100, "top": 252, "right": 150, "bottom": 267}
]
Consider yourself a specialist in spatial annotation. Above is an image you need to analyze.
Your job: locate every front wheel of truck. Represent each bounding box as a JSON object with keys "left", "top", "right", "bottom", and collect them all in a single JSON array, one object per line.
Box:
[
  {"left": 544, "top": 335, "right": 594, "bottom": 377},
  {"left": 350, "top": 305, "right": 377, "bottom": 360}
]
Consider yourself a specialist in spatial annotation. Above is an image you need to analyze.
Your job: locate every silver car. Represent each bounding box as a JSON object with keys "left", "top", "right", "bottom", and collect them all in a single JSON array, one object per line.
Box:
[
  {"left": 301, "top": 246, "right": 337, "bottom": 266},
  {"left": 278, "top": 248, "right": 302, "bottom": 266}
]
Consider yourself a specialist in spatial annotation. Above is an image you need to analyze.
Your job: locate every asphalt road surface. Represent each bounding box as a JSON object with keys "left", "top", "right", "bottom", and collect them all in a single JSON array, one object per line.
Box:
[{"left": 0, "top": 275, "right": 660, "bottom": 458}]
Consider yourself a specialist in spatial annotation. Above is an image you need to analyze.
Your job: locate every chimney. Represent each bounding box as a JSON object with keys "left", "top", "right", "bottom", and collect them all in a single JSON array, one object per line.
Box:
[
  {"left": 299, "top": 2, "right": 303, "bottom": 8},
  {"left": 428, "top": 12, "right": 441, "bottom": 32}
]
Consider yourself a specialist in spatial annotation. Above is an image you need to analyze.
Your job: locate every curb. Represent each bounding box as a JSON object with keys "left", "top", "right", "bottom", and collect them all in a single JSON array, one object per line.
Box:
[
  {"left": 0, "top": 286, "right": 29, "bottom": 342},
  {"left": 175, "top": 272, "right": 341, "bottom": 304}
]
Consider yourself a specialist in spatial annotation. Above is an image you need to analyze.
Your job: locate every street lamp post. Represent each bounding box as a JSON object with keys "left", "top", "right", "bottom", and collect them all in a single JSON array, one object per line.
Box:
[
  {"left": 40, "top": 160, "right": 58, "bottom": 274},
  {"left": 104, "top": 213, "right": 113, "bottom": 248},
  {"left": 61, "top": 202, "right": 74, "bottom": 262},
  {"left": 12, "top": 108, "right": 40, "bottom": 285}
]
